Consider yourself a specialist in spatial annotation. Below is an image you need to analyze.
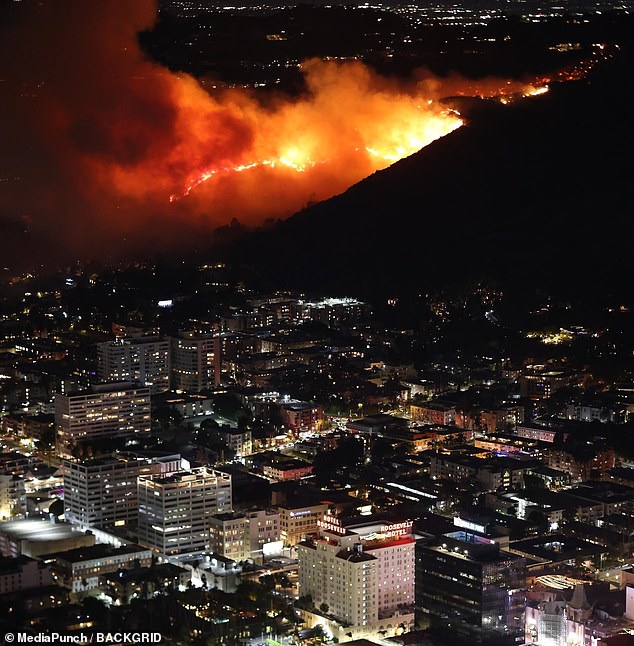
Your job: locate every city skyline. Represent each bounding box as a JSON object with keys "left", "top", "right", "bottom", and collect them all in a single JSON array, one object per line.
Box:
[{"left": 0, "top": 1, "right": 632, "bottom": 645}]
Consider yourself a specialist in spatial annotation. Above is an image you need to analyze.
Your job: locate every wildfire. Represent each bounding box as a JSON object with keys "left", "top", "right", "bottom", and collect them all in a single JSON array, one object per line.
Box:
[
  {"left": 169, "top": 75, "right": 549, "bottom": 203},
  {"left": 524, "top": 85, "right": 549, "bottom": 97},
  {"left": 364, "top": 109, "right": 464, "bottom": 162},
  {"left": 172, "top": 154, "right": 320, "bottom": 202},
  {"left": 2, "top": 0, "right": 605, "bottom": 260},
  {"left": 172, "top": 98, "right": 465, "bottom": 203},
  {"left": 498, "top": 84, "right": 549, "bottom": 104},
  {"left": 164, "top": 64, "right": 557, "bottom": 206}
]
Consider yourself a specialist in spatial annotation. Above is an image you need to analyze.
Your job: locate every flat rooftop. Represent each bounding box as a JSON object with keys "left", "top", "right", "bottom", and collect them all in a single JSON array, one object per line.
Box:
[
  {"left": 510, "top": 534, "right": 604, "bottom": 562},
  {"left": 44, "top": 543, "right": 150, "bottom": 563},
  {"left": 0, "top": 519, "right": 84, "bottom": 541}
]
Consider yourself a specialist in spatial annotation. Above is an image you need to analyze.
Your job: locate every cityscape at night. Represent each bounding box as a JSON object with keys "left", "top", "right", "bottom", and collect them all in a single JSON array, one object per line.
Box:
[{"left": 0, "top": 0, "right": 633, "bottom": 645}]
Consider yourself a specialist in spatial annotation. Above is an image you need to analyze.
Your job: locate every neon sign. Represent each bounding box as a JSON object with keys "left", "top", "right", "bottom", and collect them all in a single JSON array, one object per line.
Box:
[{"left": 379, "top": 520, "right": 413, "bottom": 538}]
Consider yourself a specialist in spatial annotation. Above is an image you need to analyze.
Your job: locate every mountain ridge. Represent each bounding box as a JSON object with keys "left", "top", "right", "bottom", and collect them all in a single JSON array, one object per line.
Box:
[{"left": 220, "top": 58, "right": 633, "bottom": 299}]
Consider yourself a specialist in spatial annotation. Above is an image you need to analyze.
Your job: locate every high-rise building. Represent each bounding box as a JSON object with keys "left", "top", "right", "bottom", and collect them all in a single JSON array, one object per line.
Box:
[
  {"left": 55, "top": 382, "right": 151, "bottom": 458},
  {"left": 297, "top": 514, "right": 416, "bottom": 638},
  {"left": 171, "top": 333, "right": 218, "bottom": 392},
  {"left": 416, "top": 530, "right": 527, "bottom": 646},
  {"left": 63, "top": 453, "right": 185, "bottom": 530},
  {"left": 97, "top": 337, "right": 171, "bottom": 394},
  {"left": 137, "top": 467, "right": 232, "bottom": 557}
]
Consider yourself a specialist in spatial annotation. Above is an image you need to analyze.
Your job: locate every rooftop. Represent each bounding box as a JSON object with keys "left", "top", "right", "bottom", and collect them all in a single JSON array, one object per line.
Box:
[
  {"left": 510, "top": 533, "right": 605, "bottom": 562},
  {"left": 0, "top": 519, "right": 86, "bottom": 542},
  {"left": 139, "top": 467, "right": 230, "bottom": 485},
  {"left": 336, "top": 547, "right": 376, "bottom": 563},
  {"left": 209, "top": 512, "right": 246, "bottom": 522},
  {"left": 63, "top": 381, "right": 148, "bottom": 398},
  {"left": 43, "top": 543, "right": 150, "bottom": 564},
  {"left": 101, "top": 563, "right": 186, "bottom": 584}
]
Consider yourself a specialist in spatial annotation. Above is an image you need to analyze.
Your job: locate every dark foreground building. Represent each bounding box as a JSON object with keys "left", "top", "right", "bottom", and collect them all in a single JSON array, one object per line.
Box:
[{"left": 416, "top": 531, "right": 526, "bottom": 646}]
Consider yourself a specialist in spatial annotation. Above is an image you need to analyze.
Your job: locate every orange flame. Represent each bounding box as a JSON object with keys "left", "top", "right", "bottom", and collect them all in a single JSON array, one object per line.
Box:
[
  {"left": 160, "top": 62, "right": 551, "bottom": 206},
  {"left": 169, "top": 76, "right": 465, "bottom": 203}
]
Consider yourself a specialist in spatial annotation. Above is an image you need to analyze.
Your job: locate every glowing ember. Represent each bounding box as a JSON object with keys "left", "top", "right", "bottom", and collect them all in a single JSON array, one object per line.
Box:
[
  {"left": 172, "top": 155, "right": 320, "bottom": 202},
  {"left": 524, "top": 85, "right": 550, "bottom": 97}
]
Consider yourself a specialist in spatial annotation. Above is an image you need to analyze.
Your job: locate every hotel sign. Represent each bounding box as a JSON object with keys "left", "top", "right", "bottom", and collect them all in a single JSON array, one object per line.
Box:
[
  {"left": 317, "top": 514, "right": 347, "bottom": 535},
  {"left": 379, "top": 520, "right": 413, "bottom": 538}
]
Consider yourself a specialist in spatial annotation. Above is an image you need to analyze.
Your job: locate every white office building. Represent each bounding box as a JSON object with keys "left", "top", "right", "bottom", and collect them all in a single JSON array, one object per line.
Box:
[
  {"left": 55, "top": 382, "right": 151, "bottom": 458},
  {"left": 137, "top": 467, "right": 232, "bottom": 557},
  {"left": 63, "top": 453, "right": 185, "bottom": 529}
]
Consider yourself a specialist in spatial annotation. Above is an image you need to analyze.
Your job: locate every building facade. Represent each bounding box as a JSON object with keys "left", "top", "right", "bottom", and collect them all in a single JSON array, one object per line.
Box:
[
  {"left": 209, "top": 509, "right": 281, "bottom": 562},
  {"left": 97, "top": 337, "right": 171, "bottom": 394},
  {"left": 0, "top": 474, "right": 26, "bottom": 520},
  {"left": 214, "top": 428, "right": 252, "bottom": 457},
  {"left": 416, "top": 531, "right": 527, "bottom": 646},
  {"left": 63, "top": 453, "right": 184, "bottom": 529},
  {"left": 44, "top": 544, "right": 153, "bottom": 592},
  {"left": 410, "top": 402, "right": 456, "bottom": 426},
  {"left": 137, "top": 467, "right": 232, "bottom": 556},
  {"left": 280, "top": 401, "right": 324, "bottom": 434},
  {"left": 277, "top": 502, "right": 328, "bottom": 547},
  {"left": 171, "top": 333, "right": 218, "bottom": 393},
  {"left": 298, "top": 514, "right": 416, "bottom": 636},
  {"left": 430, "top": 454, "right": 530, "bottom": 491},
  {"left": 209, "top": 513, "right": 251, "bottom": 562},
  {"left": 0, "top": 555, "right": 53, "bottom": 594},
  {"left": 55, "top": 383, "right": 151, "bottom": 458}
]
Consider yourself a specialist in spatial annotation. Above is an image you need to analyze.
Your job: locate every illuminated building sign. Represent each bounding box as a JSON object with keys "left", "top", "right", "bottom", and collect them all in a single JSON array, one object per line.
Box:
[
  {"left": 454, "top": 517, "right": 487, "bottom": 533},
  {"left": 379, "top": 520, "right": 413, "bottom": 538},
  {"left": 317, "top": 514, "right": 347, "bottom": 535}
]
